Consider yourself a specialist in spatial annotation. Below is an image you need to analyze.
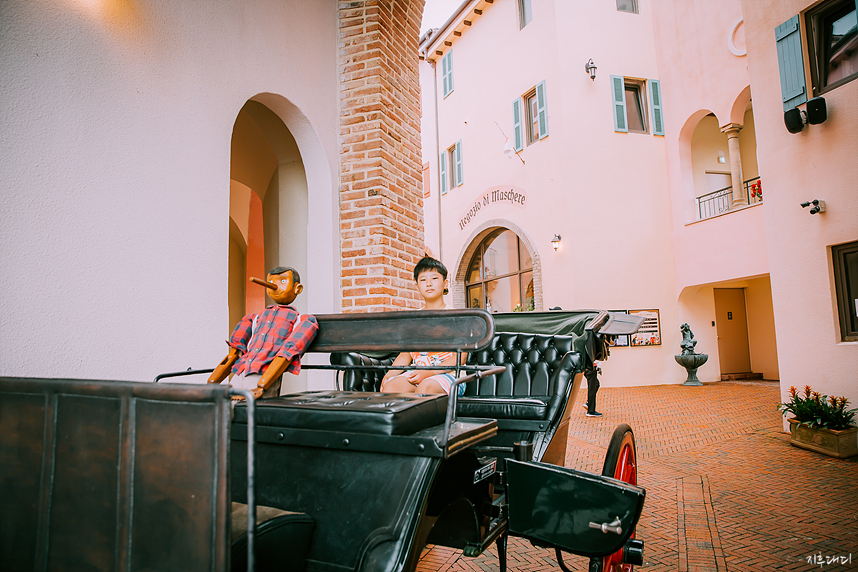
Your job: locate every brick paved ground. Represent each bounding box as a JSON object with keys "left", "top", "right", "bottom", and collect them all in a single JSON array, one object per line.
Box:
[{"left": 417, "top": 381, "right": 858, "bottom": 572}]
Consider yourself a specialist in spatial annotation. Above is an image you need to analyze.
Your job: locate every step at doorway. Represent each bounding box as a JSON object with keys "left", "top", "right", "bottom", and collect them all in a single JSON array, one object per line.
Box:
[{"left": 720, "top": 372, "right": 763, "bottom": 381}]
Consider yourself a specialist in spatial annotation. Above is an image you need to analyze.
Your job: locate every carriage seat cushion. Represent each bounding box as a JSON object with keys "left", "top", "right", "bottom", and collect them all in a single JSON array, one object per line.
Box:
[
  {"left": 233, "top": 391, "right": 447, "bottom": 436},
  {"left": 456, "top": 396, "right": 550, "bottom": 420}
]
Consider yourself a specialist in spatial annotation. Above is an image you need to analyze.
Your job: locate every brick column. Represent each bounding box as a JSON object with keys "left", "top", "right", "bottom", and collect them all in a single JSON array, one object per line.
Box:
[{"left": 338, "top": 0, "right": 426, "bottom": 312}]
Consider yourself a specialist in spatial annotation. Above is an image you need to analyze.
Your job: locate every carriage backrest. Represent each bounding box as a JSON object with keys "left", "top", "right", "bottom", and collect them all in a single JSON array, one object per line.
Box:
[
  {"left": 0, "top": 377, "right": 232, "bottom": 572},
  {"left": 306, "top": 308, "right": 494, "bottom": 354}
]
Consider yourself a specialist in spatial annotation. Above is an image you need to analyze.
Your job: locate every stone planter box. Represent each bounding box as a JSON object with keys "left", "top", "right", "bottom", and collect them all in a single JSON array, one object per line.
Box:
[{"left": 787, "top": 418, "right": 858, "bottom": 459}]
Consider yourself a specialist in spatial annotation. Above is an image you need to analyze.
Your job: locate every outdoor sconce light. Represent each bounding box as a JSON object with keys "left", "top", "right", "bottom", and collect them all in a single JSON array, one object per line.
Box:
[
  {"left": 800, "top": 199, "right": 826, "bottom": 214},
  {"left": 785, "top": 97, "right": 826, "bottom": 134},
  {"left": 585, "top": 59, "right": 597, "bottom": 80},
  {"left": 551, "top": 234, "right": 562, "bottom": 251}
]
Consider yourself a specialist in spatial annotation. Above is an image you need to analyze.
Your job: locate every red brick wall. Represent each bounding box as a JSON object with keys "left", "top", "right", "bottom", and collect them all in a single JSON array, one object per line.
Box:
[{"left": 338, "top": 0, "right": 426, "bottom": 312}]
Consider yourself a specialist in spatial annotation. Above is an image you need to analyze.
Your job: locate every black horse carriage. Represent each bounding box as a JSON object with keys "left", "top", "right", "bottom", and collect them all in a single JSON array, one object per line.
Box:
[{"left": 0, "top": 309, "right": 645, "bottom": 572}]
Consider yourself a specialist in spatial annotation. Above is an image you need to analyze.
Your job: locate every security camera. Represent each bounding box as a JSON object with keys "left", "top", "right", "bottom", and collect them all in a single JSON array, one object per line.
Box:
[{"left": 801, "top": 199, "right": 825, "bottom": 214}]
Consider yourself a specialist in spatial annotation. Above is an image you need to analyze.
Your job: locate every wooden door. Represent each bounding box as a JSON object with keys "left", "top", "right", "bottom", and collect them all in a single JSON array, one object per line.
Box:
[{"left": 714, "top": 288, "right": 751, "bottom": 373}]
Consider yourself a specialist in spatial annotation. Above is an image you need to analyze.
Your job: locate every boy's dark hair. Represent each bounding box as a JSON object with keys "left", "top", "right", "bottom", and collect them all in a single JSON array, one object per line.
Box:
[
  {"left": 269, "top": 266, "right": 300, "bottom": 284},
  {"left": 413, "top": 256, "right": 447, "bottom": 282}
]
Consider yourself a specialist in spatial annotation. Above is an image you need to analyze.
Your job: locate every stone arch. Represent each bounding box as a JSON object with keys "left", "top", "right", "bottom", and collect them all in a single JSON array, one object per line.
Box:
[
  {"left": 728, "top": 85, "right": 753, "bottom": 127},
  {"left": 247, "top": 92, "right": 337, "bottom": 315},
  {"left": 453, "top": 219, "right": 543, "bottom": 311},
  {"left": 679, "top": 109, "right": 725, "bottom": 222},
  {"left": 228, "top": 93, "right": 336, "bottom": 393}
]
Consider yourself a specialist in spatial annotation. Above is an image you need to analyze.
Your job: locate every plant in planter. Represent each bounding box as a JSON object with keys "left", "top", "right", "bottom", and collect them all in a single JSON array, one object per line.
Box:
[{"left": 779, "top": 385, "right": 858, "bottom": 458}]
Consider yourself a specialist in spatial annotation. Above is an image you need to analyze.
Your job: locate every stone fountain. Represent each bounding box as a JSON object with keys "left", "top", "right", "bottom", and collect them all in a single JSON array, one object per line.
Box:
[{"left": 675, "top": 323, "right": 708, "bottom": 386}]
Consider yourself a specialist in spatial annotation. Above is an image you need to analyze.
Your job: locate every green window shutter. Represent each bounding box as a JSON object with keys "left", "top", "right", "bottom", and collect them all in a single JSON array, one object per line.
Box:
[
  {"left": 441, "top": 54, "right": 448, "bottom": 96},
  {"left": 649, "top": 80, "right": 664, "bottom": 136},
  {"left": 442, "top": 50, "right": 454, "bottom": 97},
  {"left": 454, "top": 140, "right": 464, "bottom": 186},
  {"left": 775, "top": 15, "right": 807, "bottom": 111},
  {"left": 448, "top": 50, "right": 453, "bottom": 95},
  {"left": 611, "top": 75, "right": 628, "bottom": 132},
  {"left": 536, "top": 80, "right": 549, "bottom": 139},
  {"left": 439, "top": 151, "right": 448, "bottom": 195},
  {"left": 512, "top": 98, "right": 523, "bottom": 151}
]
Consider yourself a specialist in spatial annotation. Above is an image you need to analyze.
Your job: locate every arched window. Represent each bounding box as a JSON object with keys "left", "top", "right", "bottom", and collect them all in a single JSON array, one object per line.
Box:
[{"left": 465, "top": 228, "right": 534, "bottom": 312}]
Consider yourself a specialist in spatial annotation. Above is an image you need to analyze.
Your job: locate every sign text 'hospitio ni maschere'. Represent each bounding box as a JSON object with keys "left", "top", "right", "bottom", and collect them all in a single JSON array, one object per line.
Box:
[{"left": 458, "top": 187, "right": 528, "bottom": 231}]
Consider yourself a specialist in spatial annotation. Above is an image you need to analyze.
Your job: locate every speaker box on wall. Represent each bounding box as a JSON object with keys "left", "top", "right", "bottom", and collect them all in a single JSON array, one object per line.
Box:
[
  {"left": 806, "top": 97, "right": 827, "bottom": 124},
  {"left": 784, "top": 108, "right": 805, "bottom": 133}
]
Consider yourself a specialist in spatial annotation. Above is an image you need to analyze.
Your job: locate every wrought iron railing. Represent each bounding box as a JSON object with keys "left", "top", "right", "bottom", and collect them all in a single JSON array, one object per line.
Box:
[
  {"left": 746, "top": 176, "right": 762, "bottom": 206},
  {"left": 696, "top": 177, "right": 762, "bottom": 220}
]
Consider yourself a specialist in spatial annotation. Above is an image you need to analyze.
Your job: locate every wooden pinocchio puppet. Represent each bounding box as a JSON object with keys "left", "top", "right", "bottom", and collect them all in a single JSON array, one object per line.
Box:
[{"left": 209, "top": 266, "right": 318, "bottom": 400}]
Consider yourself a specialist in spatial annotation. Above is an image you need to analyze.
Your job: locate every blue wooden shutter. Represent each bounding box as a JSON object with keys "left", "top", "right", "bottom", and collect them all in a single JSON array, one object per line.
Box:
[
  {"left": 439, "top": 151, "right": 448, "bottom": 195},
  {"left": 454, "top": 140, "right": 463, "bottom": 186},
  {"left": 649, "top": 80, "right": 664, "bottom": 136},
  {"left": 775, "top": 15, "right": 807, "bottom": 111},
  {"left": 536, "top": 80, "right": 549, "bottom": 139},
  {"left": 512, "top": 98, "right": 523, "bottom": 151},
  {"left": 442, "top": 50, "right": 453, "bottom": 97},
  {"left": 611, "top": 75, "right": 628, "bottom": 132}
]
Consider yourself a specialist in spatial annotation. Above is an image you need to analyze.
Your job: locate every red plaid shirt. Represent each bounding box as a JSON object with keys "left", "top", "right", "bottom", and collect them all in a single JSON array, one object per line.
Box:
[{"left": 227, "top": 305, "right": 318, "bottom": 376}]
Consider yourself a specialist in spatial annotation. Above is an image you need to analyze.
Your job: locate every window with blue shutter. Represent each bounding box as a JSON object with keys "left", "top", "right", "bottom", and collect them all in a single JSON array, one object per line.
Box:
[
  {"left": 512, "top": 98, "right": 523, "bottom": 151},
  {"left": 442, "top": 50, "right": 454, "bottom": 98},
  {"left": 439, "top": 151, "right": 448, "bottom": 195},
  {"left": 611, "top": 75, "right": 628, "bottom": 132},
  {"left": 535, "top": 80, "right": 549, "bottom": 139},
  {"left": 454, "top": 140, "right": 464, "bottom": 186},
  {"left": 649, "top": 80, "right": 664, "bottom": 136},
  {"left": 775, "top": 15, "right": 807, "bottom": 111}
]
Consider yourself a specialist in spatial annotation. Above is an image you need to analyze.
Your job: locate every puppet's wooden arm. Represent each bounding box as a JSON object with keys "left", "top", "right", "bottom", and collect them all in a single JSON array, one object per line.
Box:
[
  {"left": 208, "top": 347, "right": 240, "bottom": 383},
  {"left": 245, "top": 356, "right": 290, "bottom": 399}
]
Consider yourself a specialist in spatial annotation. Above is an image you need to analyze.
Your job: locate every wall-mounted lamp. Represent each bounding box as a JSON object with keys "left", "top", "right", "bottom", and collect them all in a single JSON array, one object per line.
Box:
[
  {"left": 584, "top": 59, "right": 597, "bottom": 80},
  {"left": 551, "top": 234, "right": 562, "bottom": 251},
  {"left": 717, "top": 151, "right": 726, "bottom": 164},
  {"left": 800, "top": 199, "right": 826, "bottom": 214}
]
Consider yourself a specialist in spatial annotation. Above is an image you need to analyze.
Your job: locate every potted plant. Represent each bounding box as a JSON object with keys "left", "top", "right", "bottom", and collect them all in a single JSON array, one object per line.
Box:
[{"left": 779, "top": 385, "right": 858, "bottom": 458}]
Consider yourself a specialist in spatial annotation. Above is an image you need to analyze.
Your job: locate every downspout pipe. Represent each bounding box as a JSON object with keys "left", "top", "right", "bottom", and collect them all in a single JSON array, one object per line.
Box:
[{"left": 432, "top": 57, "right": 443, "bottom": 261}]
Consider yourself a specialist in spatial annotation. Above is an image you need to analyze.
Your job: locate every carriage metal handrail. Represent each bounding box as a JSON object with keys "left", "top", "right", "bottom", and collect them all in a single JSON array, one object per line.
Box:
[
  {"left": 229, "top": 387, "right": 256, "bottom": 572},
  {"left": 154, "top": 368, "right": 215, "bottom": 382}
]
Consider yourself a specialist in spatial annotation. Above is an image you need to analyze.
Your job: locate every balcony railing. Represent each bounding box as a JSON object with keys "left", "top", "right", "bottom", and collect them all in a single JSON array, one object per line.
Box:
[{"left": 696, "top": 177, "right": 762, "bottom": 220}]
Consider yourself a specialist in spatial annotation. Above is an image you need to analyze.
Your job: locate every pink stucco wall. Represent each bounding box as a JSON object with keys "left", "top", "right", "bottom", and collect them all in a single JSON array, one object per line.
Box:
[
  {"left": 650, "top": 0, "right": 771, "bottom": 296},
  {"left": 422, "top": 0, "right": 685, "bottom": 387},
  {"left": 741, "top": 0, "right": 858, "bottom": 413}
]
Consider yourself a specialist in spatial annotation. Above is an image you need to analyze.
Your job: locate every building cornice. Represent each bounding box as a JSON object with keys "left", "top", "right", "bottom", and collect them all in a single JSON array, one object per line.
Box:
[{"left": 418, "top": 0, "right": 495, "bottom": 62}]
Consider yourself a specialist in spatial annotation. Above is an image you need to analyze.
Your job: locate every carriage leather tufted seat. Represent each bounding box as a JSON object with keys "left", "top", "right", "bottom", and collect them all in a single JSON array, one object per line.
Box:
[
  {"left": 332, "top": 332, "right": 586, "bottom": 463},
  {"left": 233, "top": 390, "right": 448, "bottom": 436}
]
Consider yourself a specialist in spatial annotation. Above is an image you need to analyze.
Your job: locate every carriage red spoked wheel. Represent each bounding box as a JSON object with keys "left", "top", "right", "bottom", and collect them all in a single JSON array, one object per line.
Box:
[{"left": 599, "top": 423, "right": 638, "bottom": 572}]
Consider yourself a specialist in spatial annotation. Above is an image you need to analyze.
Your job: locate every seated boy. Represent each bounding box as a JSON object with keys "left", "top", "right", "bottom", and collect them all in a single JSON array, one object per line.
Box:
[{"left": 380, "top": 257, "right": 466, "bottom": 396}]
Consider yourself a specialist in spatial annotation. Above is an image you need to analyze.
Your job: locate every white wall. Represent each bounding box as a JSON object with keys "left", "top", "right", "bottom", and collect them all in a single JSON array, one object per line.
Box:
[{"left": 0, "top": 0, "right": 339, "bottom": 382}]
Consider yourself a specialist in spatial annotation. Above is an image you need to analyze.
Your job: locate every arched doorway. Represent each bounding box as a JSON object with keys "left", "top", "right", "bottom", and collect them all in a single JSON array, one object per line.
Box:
[
  {"left": 229, "top": 100, "right": 309, "bottom": 324},
  {"left": 228, "top": 99, "right": 310, "bottom": 391},
  {"left": 456, "top": 223, "right": 541, "bottom": 313}
]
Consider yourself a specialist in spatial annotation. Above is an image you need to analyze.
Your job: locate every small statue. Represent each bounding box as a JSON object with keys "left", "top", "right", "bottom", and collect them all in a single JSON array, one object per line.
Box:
[
  {"left": 208, "top": 266, "right": 318, "bottom": 401},
  {"left": 679, "top": 323, "right": 698, "bottom": 355},
  {"left": 676, "top": 323, "right": 707, "bottom": 385}
]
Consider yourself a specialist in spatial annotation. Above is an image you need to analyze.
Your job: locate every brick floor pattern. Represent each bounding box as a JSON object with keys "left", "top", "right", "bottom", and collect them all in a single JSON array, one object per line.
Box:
[{"left": 416, "top": 382, "right": 858, "bottom": 572}]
